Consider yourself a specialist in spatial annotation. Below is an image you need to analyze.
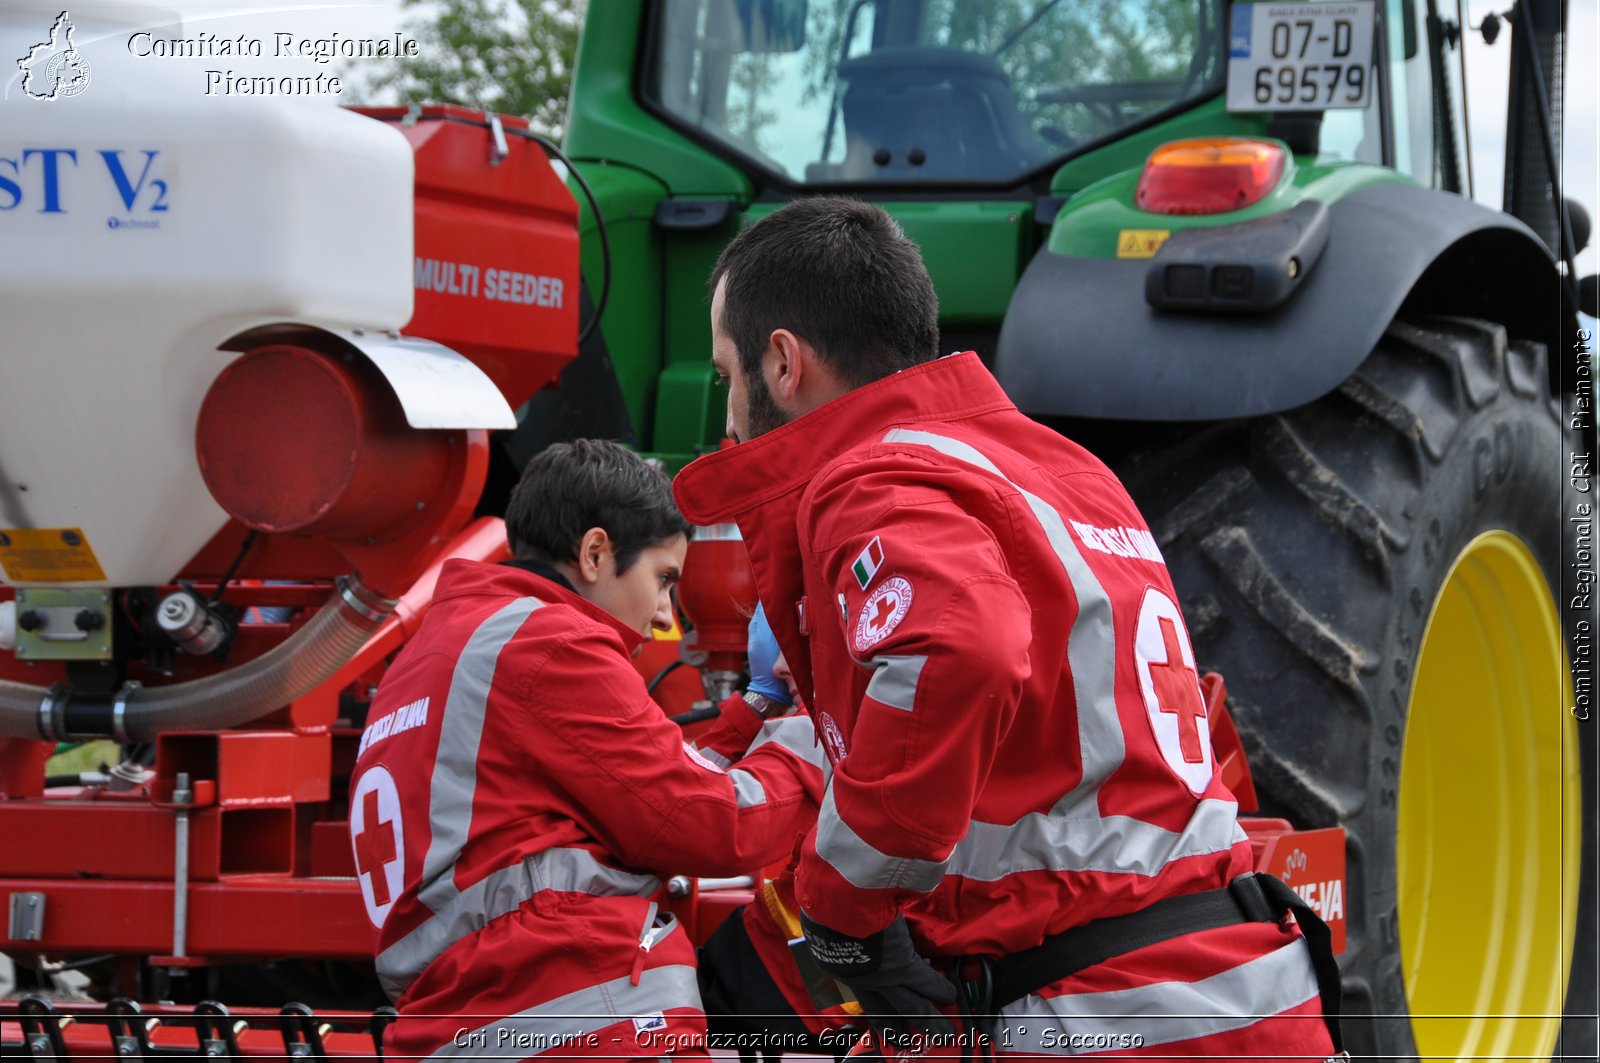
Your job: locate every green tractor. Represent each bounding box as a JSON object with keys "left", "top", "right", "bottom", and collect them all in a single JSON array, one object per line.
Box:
[{"left": 540, "top": 0, "right": 1594, "bottom": 1059}]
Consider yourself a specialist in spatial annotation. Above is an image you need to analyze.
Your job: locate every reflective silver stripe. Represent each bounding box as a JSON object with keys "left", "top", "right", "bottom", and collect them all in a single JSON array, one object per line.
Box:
[
  {"left": 881, "top": 429, "right": 1240, "bottom": 879},
  {"left": 946, "top": 798, "right": 1244, "bottom": 881},
  {"left": 377, "top": 846, "right": 662, "bottom": 998},
  {"left": 865, "top": 654, "right": 926, "bottom": 712},
  {"left": 747, "top": 716, "right": 830, "bottom": 775},
  {"left": 883, "top": 429, "right": 1124, "bottom": 791},
  {"left": 422, "top": 964, "right": 701, "bottom": 1061},
  {"left": 693, "top": 522, "right": 743, "bottom": 541},
  {"left": 814, "top": 780, "right": 947, "bottom": 893},
  {"left": 728, "top": 768, "right": 767, "bottom": 808},
  {"left": 690, "top": 744, "right": 734, "bottom": 771},
  {"left": 418, "top": 598, "right": 544, "bottom": 918},
  {"left": 998, "top": 937, "right": 1322, "bottom": 1054}
]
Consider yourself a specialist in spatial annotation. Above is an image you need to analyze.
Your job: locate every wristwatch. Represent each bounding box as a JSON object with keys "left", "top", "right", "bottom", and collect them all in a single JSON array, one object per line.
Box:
[{"left": 741, "top": 690, "right": 790, "bottom": 720}]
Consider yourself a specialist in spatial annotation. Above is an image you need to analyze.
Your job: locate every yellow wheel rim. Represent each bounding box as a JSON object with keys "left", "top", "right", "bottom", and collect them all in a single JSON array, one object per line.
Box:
[{"left": 1399, "top": 530, "right": 1581, "bottom": 1060}]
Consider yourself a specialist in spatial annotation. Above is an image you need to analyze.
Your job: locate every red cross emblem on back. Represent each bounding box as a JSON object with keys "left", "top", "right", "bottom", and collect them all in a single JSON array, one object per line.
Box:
[
  {"left": 1147, "top": 615, "right": 1207, "bottom": 762},
  {"left": 353, "top": 787, "right": 398, "bottom": 906}
]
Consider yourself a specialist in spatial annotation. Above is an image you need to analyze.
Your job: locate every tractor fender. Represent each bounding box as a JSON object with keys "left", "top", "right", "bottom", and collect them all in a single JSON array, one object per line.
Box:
[{"left": 993, "top": 183, "right": 1566, "bottom": 421}]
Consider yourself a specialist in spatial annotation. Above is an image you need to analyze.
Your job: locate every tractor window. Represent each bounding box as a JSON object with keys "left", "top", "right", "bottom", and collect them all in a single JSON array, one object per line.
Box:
[
  {"left": 1388, "top": 0, "right": 1436, "bottom": 183},
  {"left": 643, "top": 0, "right": 1227, "bottom": 186}
]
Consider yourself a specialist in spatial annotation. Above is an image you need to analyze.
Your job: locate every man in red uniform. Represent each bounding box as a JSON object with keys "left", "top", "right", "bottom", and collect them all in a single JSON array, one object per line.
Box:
[
  {"left": 674, "top": 199, "right": 1343, "bottom": 1059},
  {"left": 349, "top": 439, "right": 826, "bottom": 1062}
]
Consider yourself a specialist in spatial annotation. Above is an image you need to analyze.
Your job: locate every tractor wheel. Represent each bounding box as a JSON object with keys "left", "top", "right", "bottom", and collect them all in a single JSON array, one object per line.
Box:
[{"left": 1118, "top": 317, "right": 1595, "bottom": 1061}]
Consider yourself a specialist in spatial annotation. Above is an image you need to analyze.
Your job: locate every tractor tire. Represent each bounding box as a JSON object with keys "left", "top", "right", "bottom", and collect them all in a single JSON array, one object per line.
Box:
[{"left": 1117, "top": 316, "right": 1596, "bottom": 1061}]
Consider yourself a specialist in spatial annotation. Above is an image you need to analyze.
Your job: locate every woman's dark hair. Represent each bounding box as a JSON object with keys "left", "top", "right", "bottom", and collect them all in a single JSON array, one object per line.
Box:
[
  {"left": 710, "top": 196, "right": 940, "bottom": 389},
  {"left": 505, "top": 439, "right": 690, "bottom": 574}
]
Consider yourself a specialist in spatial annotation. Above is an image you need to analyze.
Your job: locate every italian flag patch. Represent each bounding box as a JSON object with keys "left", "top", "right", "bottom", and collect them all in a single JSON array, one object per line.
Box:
[{"left": 852, "top": 536, "right": 885, "bottom": 589}]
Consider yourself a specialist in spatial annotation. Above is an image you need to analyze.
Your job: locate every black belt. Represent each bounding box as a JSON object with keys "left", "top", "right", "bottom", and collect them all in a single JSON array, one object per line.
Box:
[{"left": 957, "top": 873, "right": 1346, "bottom": 1054}]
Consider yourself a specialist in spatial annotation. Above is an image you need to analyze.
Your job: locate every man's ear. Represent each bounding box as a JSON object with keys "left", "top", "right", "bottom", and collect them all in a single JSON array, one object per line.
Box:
[
  {"left": 574, "top": 527, "right": 613, "bottom": 584},
  {"left": 767, "top": 328, "right": 809, "bottom": 404}
]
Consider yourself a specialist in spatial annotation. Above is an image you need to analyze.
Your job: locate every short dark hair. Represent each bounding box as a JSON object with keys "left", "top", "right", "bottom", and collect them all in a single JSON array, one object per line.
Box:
[
  {"left": 711, "top": 197, "right": 940, "bottom": 389},
  {"left": 505, "top": 439, "right": 690, "bottom": 574}
]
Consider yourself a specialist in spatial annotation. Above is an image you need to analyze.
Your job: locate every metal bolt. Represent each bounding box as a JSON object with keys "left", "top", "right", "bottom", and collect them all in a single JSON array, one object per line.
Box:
[
  {"left": 415, "top": 501, "right": 425, "bottom": 510},
  {"left": 1287, "top": 257, "right": 1301, "bottom": 279}
]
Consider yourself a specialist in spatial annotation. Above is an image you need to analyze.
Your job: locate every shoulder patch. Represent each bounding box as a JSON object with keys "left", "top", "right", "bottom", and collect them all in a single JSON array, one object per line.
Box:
[
  {"left": 853, "top": 576, "right": 913, "bottom": 652},
  {"left": 819, "top": 711, "right": 848, "bottom": 763},
  {"left": 851, "top": 535, "right": 886, "bottom": 589},
  {"left": 683, "top": 743, "right": 728, "bottom": 774}
]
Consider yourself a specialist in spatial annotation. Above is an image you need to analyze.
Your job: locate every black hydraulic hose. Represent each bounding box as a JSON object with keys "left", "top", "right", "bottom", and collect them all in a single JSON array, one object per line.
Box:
[
  {"left": 647, "top": 658, "right": 685, "bottom": 695},
  {"left": 525, "top": 131, "right": 612, "bottom": 348},
  {"left": 1509, "top": 2, "right": 1581, "bottom": 308},
  {"left": 207, "top": 529, "right": 258, "bottom": 606},
  {"left": 1455, "top": 0, "right": 1476, "bottom": 199},
  {"left": 669, "top": 704, "right": 721, "bottom": 728}
]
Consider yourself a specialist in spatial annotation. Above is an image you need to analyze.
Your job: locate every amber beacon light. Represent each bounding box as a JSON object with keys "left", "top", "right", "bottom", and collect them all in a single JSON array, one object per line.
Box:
[{"left": 1135, "top": 138, "right": 1287, "bottom": 216}]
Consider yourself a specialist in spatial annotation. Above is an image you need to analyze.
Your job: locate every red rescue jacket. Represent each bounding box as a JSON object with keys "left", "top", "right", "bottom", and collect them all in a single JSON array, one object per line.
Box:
[
  {"left": 348, "top": 560, "right": 826, "bottom": 1061},
  {"left": 675, "top": 353, "right": 1332, "bottom": 1059}
]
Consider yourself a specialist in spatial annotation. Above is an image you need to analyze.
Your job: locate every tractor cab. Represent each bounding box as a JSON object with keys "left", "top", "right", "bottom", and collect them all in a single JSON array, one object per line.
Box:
[
  {"left": 618, "top": 0, "right": 1474, "bottom": 200},
  {"left": 641, "top": 0, "right": 1224, "bottom": 189}
]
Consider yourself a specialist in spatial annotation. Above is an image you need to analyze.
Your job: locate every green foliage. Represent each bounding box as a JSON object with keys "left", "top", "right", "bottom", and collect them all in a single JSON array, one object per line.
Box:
[
  {"left": 45, "top": 740, "right": 117, "bottom": 778},
  {"left": 343, "top": 0, "right": 586, "bottom": 135}
]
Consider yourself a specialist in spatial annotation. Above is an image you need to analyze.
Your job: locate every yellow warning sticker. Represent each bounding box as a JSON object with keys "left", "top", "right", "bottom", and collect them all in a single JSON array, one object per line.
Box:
[
  {"left": 0, "top": 528, "right": 108, "bottom": 583},
  {"left": 1117, "top": 229, "right": 1171, "bottom": 258}
]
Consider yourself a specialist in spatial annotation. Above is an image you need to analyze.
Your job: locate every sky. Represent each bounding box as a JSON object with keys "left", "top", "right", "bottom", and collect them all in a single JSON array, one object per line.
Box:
[{"left": 3, "top": 0, "right": 1595, "bottom": 277}]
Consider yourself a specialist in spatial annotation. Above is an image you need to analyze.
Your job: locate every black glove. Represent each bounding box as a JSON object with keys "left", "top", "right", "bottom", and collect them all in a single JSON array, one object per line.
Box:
[{"left": 801, "top": 912, "right": 957, "bottom": 1044}]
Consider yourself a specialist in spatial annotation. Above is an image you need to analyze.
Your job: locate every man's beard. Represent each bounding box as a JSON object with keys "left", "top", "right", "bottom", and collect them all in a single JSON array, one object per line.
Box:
[{"left": 743, "top": 369, "right": 790, "bottom": 440}]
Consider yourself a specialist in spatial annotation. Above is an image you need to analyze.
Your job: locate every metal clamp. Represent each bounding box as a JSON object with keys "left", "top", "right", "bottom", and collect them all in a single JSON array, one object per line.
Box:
[
  {"left": 106, "top": 998, "right": 151, "bottom": 1060},
  {"left": 8, "top": 891, "right": 45, "bottom": 941},
  {"left": 17, "top": 996, "right": 68, "bottom": 1063},
  {"left": 36, "top": 684, "right": 64, "bottom": 742},
  {"left": 193, "top": 1001, "right": 242, "bottom": 1062},
  {"left": 279, "top": 1003, "right": 328, "bottom": 1061},
  {"left": 337, "top": 576, "right": 395, "bottom": 625},
  {"left": 110, "top": 682, "right": 141, "bottom": 745}
]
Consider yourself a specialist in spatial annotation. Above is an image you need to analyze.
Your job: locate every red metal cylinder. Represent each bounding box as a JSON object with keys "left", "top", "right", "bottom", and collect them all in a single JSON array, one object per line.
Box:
[
  {"left": 196, "top": 344, "right": 454, "bottom": 542},
  {"left": 675, "top": 527, "right": 757, "bottom": 672}
]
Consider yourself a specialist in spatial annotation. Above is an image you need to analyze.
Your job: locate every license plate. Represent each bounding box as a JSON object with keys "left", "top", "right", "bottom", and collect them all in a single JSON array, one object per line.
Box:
[{"left": 1226, "top": 0, "right": 1376, "bottom": 112}]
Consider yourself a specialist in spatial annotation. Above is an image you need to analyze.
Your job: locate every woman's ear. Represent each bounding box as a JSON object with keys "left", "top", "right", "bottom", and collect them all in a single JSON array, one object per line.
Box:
[{"left": 574, "top": 527, "right": 613, "bottom": 584}]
